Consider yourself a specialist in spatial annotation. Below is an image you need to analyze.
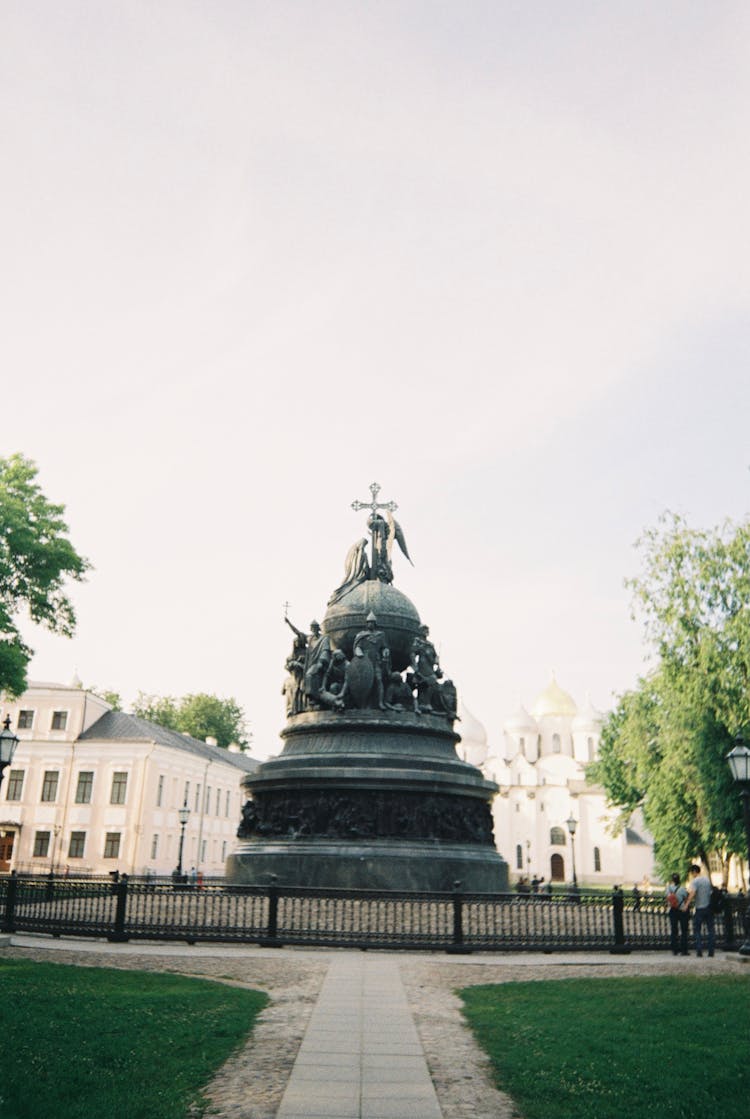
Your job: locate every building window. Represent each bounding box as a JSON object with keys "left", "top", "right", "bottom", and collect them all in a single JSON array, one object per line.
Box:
[
  {"left": 205, "top": 787, "right": 211, "bottom": 813},
  {"left": 587, "top": 736, "right": 595, "bottom": 761},
  {"left": 41, "top": 771, "right": 59, "bottom": 802},
  {"left": 151, "top": 835, "right": 159, "bottom": 859},
  {"left": 515, "top": 803, "right": 520, "bottom": 813},
  {"left": 200, "top": 840, "right": 207, "bottom": 861},
  {"left": 33, "top": 831, "right": 51, "bottom": 857},
  {"left": 550, "top": 826, "right": 566, "bottom": 846},
  {"left": 68, "top": 832, "right": 86, "bottom": 859},
  {"left": 103, "top": 832, "right": 121, "bottom": 859},
  {"left": 156, "top": 775, "right": 164, "bottom": 807},
  {"left": 515, "top": 844, "right": 523, "bottom": 870},
  {"left": 195, "top": 784, "right": 201, "bottom": 813},
  {"left": 221, "top": 841, "right": 227, "bottom": 861},
  {"left": 51, "top": 710, "right": 68, "bottom": 731},
  {"left": 110, "top": 772, "right": 128, "bottom": 805},
  {"left": 225, "top": 790, "right": 231, "bottom": 818},
  {"left": 6, "top": 769, "right": 24, "bottom": 801},
  {"left": 552, "top": 733, "right": 561, "bottom": 754},
  {"left": 184, "top": 780, "right": 190, "bottom": 805},
  {"left": 17, "top": 709, "right": 34, "bottom": 729},
  {"left": 75, "top": 771, "right": 94, "bottom": 804},
  {"left": 708, "top": 852, "right": 722, "bottom": 874},
  {"left": 594, "top": 846, "right": 601, "bottom": 872}
]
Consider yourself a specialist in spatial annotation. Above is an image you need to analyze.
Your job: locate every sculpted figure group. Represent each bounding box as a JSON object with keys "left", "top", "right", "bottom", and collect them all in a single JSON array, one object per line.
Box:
[
  {"left": 282, "top": 613, "right": 458, "bottom": 721},
  {"left": 238, "top": 788, "right": 493, "bottom": 845}
]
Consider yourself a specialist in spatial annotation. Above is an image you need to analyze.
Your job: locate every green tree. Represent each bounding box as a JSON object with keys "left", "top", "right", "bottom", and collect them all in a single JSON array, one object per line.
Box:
[
  {"left": 132, "top": 691, "right": 249, "bottom": 749},
  {"left": 590, "top": 512, "right": 749, "bottom": 880},
  {"left": 0, "top": 454, "right": 90, "bottom": 696}
]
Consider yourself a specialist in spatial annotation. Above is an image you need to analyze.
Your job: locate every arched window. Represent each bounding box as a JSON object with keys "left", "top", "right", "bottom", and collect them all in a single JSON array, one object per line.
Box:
[
  {"left": 519, "top": 736, "right": 526, "bottom": 756},
  {"left": 516, "top": 844, "right": 523, "bottom": 870},
  {"left": 550, "top": 826, "right": 566, "bottom": 846},
  {"left": 552, "top": 733, "right": 561, "bottom": 754},
  {"left": 594, "top": 846, "right": 601, "bottom": 872}
]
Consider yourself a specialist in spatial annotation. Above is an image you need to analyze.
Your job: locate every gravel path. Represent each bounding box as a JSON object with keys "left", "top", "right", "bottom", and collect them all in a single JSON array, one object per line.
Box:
[{"left": 3, "top": 940, "right": 745, "bottom": 1119}]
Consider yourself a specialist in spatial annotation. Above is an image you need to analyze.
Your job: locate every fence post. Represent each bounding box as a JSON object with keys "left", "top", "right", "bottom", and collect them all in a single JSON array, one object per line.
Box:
[
  {"left": 609, "top": 885, "right": 630, "bottom": 954},
  {"left": 108, "top": 873, "right": 130, "bottom": 942},
  {"left": 262, "top": 875, "right": 279, "bottom": 946},
  {"left": 447, "top": 880, "right": 472, "bottom": 954},
  {"left": 2, "top": 870, "right": 18, "bottom": 932},
  {"left": 720, "top": 895, "right": 738, "bottom": 948}
]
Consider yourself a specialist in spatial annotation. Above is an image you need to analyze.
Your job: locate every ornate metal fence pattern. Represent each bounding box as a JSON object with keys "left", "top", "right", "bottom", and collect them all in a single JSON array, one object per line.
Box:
[{"left": 1, "top": 874, "right": 746, "bottom": 953}]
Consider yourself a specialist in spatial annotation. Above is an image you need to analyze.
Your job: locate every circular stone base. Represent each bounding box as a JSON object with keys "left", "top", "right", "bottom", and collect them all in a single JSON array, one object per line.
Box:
[{"left": 227, "top": 838, "right": 508, "bottom": 893}]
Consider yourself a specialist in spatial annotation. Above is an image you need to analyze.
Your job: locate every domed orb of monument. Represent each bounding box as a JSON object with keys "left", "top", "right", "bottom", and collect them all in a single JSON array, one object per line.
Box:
[{"left": 323, "top": 579, "right": 421, "bottom": 672}]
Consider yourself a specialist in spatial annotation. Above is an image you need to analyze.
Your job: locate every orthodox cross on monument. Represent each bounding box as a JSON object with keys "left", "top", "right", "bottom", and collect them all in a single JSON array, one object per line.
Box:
[
  {"left": 351, "top": 482, "right": 398, "bottom": 574},
  {"left": 351, "top": 481, "right": 398, "bottom": 518}
]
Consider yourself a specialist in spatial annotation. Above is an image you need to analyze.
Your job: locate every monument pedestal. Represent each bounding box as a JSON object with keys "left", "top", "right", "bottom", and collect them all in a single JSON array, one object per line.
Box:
[{"left": 228, "top": 709, "right": 508, "bottom": 892}]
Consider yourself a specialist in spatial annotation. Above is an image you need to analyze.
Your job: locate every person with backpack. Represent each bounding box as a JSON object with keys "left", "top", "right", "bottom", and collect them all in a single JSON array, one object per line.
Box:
[
  {"left": 666, "top": 872, "right": 689, "bottom": 955},
  {"left": 686, "top": 864, "right": 715, "bottom": 957}
]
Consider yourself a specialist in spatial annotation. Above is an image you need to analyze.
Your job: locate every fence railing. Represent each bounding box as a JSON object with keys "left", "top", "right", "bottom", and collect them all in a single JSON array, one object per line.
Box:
[{"left": 1, "top": 874, "right": 746, "bottom": 954}]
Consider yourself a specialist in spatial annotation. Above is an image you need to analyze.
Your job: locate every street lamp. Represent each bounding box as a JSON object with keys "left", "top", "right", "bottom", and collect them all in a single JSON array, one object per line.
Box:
[
  {"left": 0, "top": 715, "right": 19, "bottom": 794},
  {"left": 175, "top": 798, "right": 190, "bottom": 880},
  {"left": 566, "top": 814, "right": 579, "bottom": 890},
  {"left": 726, "top": 734, "right": 750, "bottom": 956}
]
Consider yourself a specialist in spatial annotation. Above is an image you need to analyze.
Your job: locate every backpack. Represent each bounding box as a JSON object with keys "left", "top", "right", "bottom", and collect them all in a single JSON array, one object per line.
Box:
[
  {"left": 667, "top": 890, "right": 679, "bottom": 909},
  {"left": 710, "top": 886, "right": 724, "bottom": 915}
]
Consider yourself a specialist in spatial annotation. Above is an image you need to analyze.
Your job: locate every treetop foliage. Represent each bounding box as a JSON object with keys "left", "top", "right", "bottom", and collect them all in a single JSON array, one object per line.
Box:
[
  {"left": 132, "top": 691, "right": 250, "bottom": 749},
  {"left": 590, "top": 511, "right": 749, "bottom": 880},
  {"left": 0, "top": 454, "right": 90, "bottom": 696}
]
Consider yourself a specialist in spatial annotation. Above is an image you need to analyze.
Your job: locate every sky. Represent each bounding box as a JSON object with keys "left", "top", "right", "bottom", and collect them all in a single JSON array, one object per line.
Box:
[{"left": 2, "top": 1, "right": 749, "bottom": 759}]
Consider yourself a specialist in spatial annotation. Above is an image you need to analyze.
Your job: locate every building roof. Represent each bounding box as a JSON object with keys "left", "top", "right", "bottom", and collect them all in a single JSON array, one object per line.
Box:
[
  {"left": 531, "top": 673, "right": 577, "bottom": 719},
  {"left": 78, "top": 710, "right": 259, "bottom": 773}
]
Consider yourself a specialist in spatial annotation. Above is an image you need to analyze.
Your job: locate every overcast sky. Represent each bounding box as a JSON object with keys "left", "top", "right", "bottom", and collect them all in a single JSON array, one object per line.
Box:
[{"left": 3, "top": 1, "right": 749, "bottom": 758}]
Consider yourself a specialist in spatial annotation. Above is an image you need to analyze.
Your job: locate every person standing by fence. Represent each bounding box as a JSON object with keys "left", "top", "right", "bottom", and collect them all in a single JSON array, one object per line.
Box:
[
  {"left": 666, "top": 873, "right": 689, "bottom": 956},
  {"left": 687, "top": 864, "right": 715, "bottom": 958}
]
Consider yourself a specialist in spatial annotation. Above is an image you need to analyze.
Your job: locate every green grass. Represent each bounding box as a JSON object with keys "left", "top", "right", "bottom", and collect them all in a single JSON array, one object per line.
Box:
[
  {"left": 0, "top": 959, "right": 268, "bottom": 1119},
  {"left": 461, "top": 974, "right": 750, "bottom": 1119}
]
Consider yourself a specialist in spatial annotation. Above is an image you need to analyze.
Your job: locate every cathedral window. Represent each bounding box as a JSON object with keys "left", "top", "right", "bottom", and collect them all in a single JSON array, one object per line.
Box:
[
  {"left": 550, "top": 826, "right": 566, "bottom": 846},
  {"left": 552, "top": 733, "right": 561, "bottom": 754},
  {"left": 594, "top": 846, "right": 601, "bottom": 872},
  {"left": 587, "top": 736, "right": 595, "bottom": 760},
  {"left": 519, "top": 736, "right": 526, "bottom": 756},
  {"left": 516, "top": 844, "right": 523, "bottom": 869}
]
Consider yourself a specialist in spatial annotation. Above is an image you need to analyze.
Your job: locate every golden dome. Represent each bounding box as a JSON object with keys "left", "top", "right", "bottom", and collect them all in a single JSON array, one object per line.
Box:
[{"left": 531, "top": 673, "right": 577, "bottom": 719}]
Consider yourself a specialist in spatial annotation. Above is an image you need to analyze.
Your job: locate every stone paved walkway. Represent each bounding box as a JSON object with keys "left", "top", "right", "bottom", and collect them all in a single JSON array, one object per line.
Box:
[{"left": 276, "top": 953, "right": 441, "bottom": 1119}]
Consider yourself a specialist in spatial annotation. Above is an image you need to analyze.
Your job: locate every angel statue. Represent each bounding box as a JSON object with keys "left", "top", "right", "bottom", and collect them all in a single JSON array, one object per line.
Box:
[{"left": 369, "top": 510, "right": 412, "bottom": 584}]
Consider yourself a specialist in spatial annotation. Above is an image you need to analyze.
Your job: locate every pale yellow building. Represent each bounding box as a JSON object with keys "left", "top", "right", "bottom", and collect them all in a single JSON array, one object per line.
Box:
[{"left": 0, "top": 681, "right": 258, "bottom": 877}]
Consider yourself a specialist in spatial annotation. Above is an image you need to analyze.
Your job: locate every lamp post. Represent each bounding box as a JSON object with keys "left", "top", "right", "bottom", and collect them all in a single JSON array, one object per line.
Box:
[
  {"left": 566, "top": 813, "right": 579, "bottom": 891},
  {"left": 175, "top": 799, "right": 190, "bottom": 881},
  {"left": 0, "top": 715, "right": 19, "bottom": 795},
  {"left": 726, "top": 734, "right": 750, "bottom": 956}
]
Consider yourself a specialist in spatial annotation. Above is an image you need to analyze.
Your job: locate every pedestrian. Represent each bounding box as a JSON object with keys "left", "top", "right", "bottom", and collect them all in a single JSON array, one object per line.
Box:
[
  {"left": 632, "top": 884, "right": 641, "bottom": 911},
  {"left": 189, "top": 865, "right": 197, "bottom": 886},
  {"left": 686, "top": 864, "right": 715, "bottom": 957},
  {"left": 666, "top": 873, "right": 689, "bottom": 955}
]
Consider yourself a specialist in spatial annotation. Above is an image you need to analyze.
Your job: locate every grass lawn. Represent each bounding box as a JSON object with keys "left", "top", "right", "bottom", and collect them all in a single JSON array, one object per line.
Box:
[
  {"left": 461, "top": 973, "right": 750, "bottom": 1119},
  {"left": 0, "top": 958, "right": 268, "bottom": 1119}
]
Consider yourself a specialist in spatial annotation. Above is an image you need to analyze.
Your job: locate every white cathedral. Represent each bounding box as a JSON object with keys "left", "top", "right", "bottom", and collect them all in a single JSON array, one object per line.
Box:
[{"left": 458, "top": 675, "right": 656, "bottom": 889}]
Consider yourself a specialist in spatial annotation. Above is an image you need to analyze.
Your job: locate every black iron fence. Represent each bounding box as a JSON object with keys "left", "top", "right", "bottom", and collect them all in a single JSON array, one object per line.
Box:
[{"left": 0, "top": 873, "right": 746, "bottom": 954}]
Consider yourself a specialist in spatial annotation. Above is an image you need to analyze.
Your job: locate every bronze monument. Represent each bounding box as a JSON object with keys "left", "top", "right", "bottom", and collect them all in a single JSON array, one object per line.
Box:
[{"left": 227, "top": 484, "right": 508, "bottom": 891}]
